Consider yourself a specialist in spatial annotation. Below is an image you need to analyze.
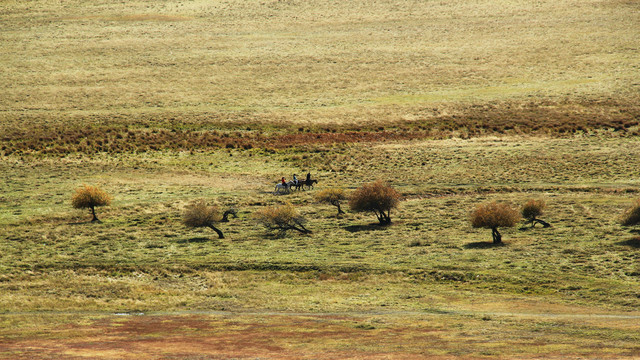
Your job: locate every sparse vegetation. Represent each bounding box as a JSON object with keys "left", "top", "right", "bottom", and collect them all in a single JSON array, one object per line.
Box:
[
  {"left": 255, "top": 202, "right": 311, "bottom": 236},
  {"left": 521, "top": 199, "right": 551, "bottom": 228},
  {"left": 315, "top": 188, "right": 347, "bottom": 216},
  {"left": 349, "top": 180, "right": 401, "bottom": 225},
  {"left": 183, "top": 200, "right": 225, "bottom": 239},
  {"left": 70, "top": 185, "right": 112, "bottom": 222},
  {"left": 471, "top": 202, "right": 521, "bottom": 243}
]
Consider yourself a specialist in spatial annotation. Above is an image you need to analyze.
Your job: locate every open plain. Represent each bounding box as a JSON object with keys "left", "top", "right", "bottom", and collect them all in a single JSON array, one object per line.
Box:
[{"left": 1, "top": 0, "right": 640, "bottom": 358}]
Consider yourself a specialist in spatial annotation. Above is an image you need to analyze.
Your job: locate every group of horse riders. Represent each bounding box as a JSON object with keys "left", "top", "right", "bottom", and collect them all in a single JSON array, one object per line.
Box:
[
  {"left": 281, "top": 172, "right": 312, "bottom": 189},
  {"left": 274, "top": 172, "right": 317, "bottom": 193}
]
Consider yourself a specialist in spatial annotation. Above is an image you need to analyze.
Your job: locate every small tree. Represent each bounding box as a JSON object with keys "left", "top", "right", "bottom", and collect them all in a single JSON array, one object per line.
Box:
[
  {"left": 183, "top": 200, "right": 225, "bottom": 239},
  {"left": 315, "top": 188, "right": 347, "bottom": 216},
  {"left": 621, "top": 198, "right": 640, "bottom": 227},
  {"left": 255, "top": 202, "right": 311, "bottom": 236},
  {"left": 521, "top": 199, "right": 551, "bottom": 228},
  {"left": 471, "top": 201, "right": 521, "bottom": 244},
  {"left": 349, "top": 180, "right": 401, "bottom": 225},
  {"left": 71, "top": 185, "right": 112, "bottom": 222}
]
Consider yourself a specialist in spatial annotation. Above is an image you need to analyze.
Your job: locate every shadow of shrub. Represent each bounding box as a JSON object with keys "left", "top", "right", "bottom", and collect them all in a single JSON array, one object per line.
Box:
[
  {"left": 178, "top": 237, "right": 213, "bottom": 243},
  {"left": 463, "top": 241, "right": 507, "bottom": 249},
  {"left": 617, "top": 237, "right": 640, "bottom": 248},
  {"left": 344, "top": 223, "right": 389, "bottom": 233}
]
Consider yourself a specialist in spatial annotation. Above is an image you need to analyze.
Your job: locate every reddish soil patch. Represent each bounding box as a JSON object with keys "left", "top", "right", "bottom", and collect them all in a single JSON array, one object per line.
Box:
[
  {"left": 0, "top": 315, "right": 456, "bottom": 360},
  {"left": 2, "top": 313, "right": 636, "bottom": 359}
]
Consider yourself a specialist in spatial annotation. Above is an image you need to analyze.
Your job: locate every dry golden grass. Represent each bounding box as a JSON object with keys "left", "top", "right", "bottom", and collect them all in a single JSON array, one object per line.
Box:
[{"left": 1, "top": 0, "right": 639, "bottom": 135}]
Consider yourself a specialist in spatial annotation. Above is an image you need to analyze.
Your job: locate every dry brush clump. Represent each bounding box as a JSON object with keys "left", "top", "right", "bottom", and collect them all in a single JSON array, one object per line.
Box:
[
  {"left": 183, "top": 200, "right": 225, "bottom": 239},
  {"left": 255, "top": 202, "right": 311, "bottom": 236},
  {"left": 521, "top": 199, "right": 551, "bottom": 228},
  {"left": 71, "top": 185, "right": 112, "bottom": 222},
  {"left": 620, "top": 198, "right": 640, "bottom": 227},
  {"left": 349, "top": 180, "right": 401, "bottom": 225},
  {"left": 315, "top": 188, "right": 347, "bottom": 216},
  {"left": 471, "top": 201, "right": 521, "bottom": 244},
  {"left": 4, "top": 100, "right": 640, "bottom": 156}
]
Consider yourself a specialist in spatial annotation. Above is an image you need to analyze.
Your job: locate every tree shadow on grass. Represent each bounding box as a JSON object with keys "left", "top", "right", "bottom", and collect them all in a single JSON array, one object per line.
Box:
[
  {"left": 68, "top": 220, "right": 98, "bottom": 225},
  {"left": 178, "top": 237, "right": 214, "bottom": 244},
  {"left": 616, "top": 237, "right": 640, "bottom": 248},
  {"left": 463, "top": 241, "right": 507, "bottom": 249},
  {"left": 344, "top": 223, "right": 389, "bottom": 233}
]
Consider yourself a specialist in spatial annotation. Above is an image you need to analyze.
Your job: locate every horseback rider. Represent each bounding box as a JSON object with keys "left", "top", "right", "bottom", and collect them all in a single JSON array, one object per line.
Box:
[
  {"left": 293, "top": 174, "right": 298, "bottom": 186},
  {"left": 306, "top": 172, "right": 311, "bottom": 183},
  {"left": 281, "top": 177, "right": 287, "bottom": 186}
]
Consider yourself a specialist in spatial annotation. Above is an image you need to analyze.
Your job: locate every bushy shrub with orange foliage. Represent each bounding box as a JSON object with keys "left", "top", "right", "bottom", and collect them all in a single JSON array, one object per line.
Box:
[
  {"left": 521, "top": 199, "right": 551, "bottom": 228},
  {"left": 255, "top": 202, "right": 310, "bottom": 236},
  {"left": 471, "top": 201, "right": 521, "bottom": 243},
  {"left": 183, "top": 200, "right": 225, "bottom": 239},
  {"left": 349, "top": 180, "right": 400, "bottom": 225},
  {"left": 71, "top": 185, "right": 112, "bottom": 222},
  {"left": 621, "top": 199, "right": 640, "bottom": 227},
  {"left": 315, "top": 188, "right": 347, "bottom": 216}
]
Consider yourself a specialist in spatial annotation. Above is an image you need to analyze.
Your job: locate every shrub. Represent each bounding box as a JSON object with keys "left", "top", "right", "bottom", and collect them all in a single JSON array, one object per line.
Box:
[
  {"left": 183, "top": 200, "right": 225, "bottom": 239},
  {"left": 471, "top": 201, "right": 521, "bottom": 243},
  {"left": 255, "top": 202, "right": 310, "bottom": 236},
  {"left": 521, "top": 199, "right": 551, "bottom": 228},
  {"left": 349, "top": 180, "right": 400, "bottom": 225},
  {"left": 315, "top": 188, "right": 347, "bottom": 216},
  {"left": 621, "top": 198, "right": 640, "bottom": 226},
  {"left": 71, "top": 185, "right": 112, "bottom": 222}
]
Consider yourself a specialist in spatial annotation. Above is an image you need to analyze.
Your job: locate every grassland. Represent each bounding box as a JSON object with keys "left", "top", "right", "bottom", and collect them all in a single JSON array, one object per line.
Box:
[
  {"left": 2, "top": 137, "right": 640, "bottom": 358},
  {"left": 2, "top": 0, "right": 640, "bottom": 358}
]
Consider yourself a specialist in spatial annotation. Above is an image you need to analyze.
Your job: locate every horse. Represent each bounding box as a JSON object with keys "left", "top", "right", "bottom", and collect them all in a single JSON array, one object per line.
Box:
[
  {"left": 274, "top": 181, "right": 295, "bottom": 194},
  {"left": 294, "top": 179, "right": 318, "bottom": 191}
]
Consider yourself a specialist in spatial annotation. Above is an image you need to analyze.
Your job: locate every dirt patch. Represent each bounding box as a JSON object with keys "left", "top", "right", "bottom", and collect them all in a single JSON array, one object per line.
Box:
[
  {"left": 1, "top": 315, "right": 445, "bottom": 359},
  {"left": 2, "top": 312, "right": 638, "bottom": 359}
]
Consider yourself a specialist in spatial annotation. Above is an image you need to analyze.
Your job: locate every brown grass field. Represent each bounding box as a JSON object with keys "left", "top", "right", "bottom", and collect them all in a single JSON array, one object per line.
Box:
[{"left": 1, "top": 0, "right": 640, "bottom": 358}]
